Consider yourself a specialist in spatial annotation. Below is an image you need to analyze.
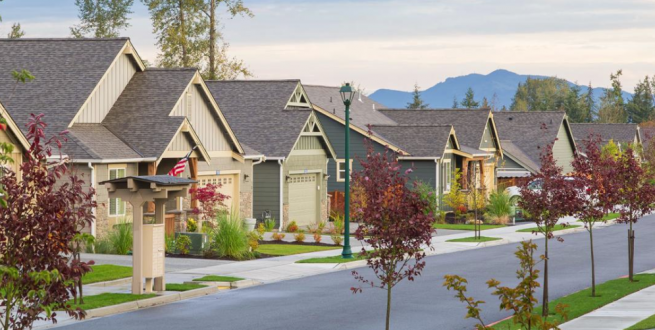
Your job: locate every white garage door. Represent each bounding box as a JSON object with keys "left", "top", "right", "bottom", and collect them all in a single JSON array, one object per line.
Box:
[
  {"left": 288, "top": 174, "right": 318, "bottom": 227},
  {"left": 198, "top": 174, "right": 238, "bottom": 213}
]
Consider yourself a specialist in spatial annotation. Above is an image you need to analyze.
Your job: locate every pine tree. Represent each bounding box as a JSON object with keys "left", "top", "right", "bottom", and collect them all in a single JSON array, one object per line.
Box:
[
  {"left": 71, "top": 0, "right": 134, "bottom": 38},
  {"left": 7, "top": 23, "right": 24, "bottom": 38},
  {"left": 452, "top": 96, "right": 458, "bottom": 109},
  {"left": 597, "top": 70, "right": 627, "bottom": 123},
  {"left": 581, "top": 83, "right": 596, "bottom": 123},
  {"left": 626, "top": 76, "right": 655, "bottom": 124},
  {"left": 481, "top": 97, "right": 489, "bottom": 109},
  {"left": 406, "top": 83, "right": 429, "bottom": 109},
  {"left": 461, "top": 87, "right": 479, "bottom": 109}
]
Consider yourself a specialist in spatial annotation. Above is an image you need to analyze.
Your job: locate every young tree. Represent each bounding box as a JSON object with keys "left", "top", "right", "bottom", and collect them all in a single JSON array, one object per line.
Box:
[
  {"left": 0, "top": 114, "right": 96, "bottom": 330},
  {"left": 461, "top": 87, "right": 479, "bottom": 108},
  {"left": 571, "top": 135, "right": 619, "bottom": 296},
  {"left": 480, "top": 96, "right": 489, "bottom": 109},
  {"left": 615, "top": 147, "right": 655, "bottom": 281},
  {"left": 71, "top": 0, "right": 134, "bottom": 38},
  {"left": 7, "top": 23, "right": 24, "bottom": 38},
  {"left": 597, "top": 70, "right": 627, "bottom": 123},
  {"left": 518, "top": 132, "right": 578, "bottom": 317},
  {"left": 406, "top": 83, "right": 429, "bottom": 109},
  {"left": 189, "top": 182, "right": 229, "bottom": 226},
  {"left": 350, "top": 143, "right": 436, "bottom": 330}
]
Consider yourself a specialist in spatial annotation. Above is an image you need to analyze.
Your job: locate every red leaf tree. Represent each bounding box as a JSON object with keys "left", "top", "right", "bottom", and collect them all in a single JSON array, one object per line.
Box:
[
  {"left": 0, "top": 114, "right": 96, "bottom": 330},
  {"left": 189, "top": 183, "right": 229, "bottom": 225},
  {"left": 350, "top": 144, "right": 436, "bottom": 330},
  {"left": 615, "top": 147, "right": 655, "bottom": 281},
  {"left": 571, "top": 135, "right": 620, "bottom": 296},
  {"left": 518, "top": 137, "right": 578, "bottom": 317}
]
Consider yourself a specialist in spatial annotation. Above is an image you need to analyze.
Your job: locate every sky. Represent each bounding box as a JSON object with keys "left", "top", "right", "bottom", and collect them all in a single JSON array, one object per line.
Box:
[{"left": 1, "top": 0, "right": 654, "bottom": 93}]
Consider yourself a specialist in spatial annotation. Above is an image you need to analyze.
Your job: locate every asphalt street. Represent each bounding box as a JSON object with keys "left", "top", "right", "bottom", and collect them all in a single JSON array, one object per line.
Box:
[{"left": 61, "top": 217, "right": 655, "bottom": 330}]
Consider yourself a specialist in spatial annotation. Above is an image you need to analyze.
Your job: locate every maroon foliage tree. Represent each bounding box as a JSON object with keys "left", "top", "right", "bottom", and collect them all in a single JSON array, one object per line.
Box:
[
  {"left": 615, "top": 147, "right": 655, "bottom": 281},
  {"left": 0, "top": 114, "right": 96, "bottom": 330},
  {"left": 571, "top": 135, "right": 619, "bottom": 296},
  {"left": 189, "top": 183, "right": 229, "bottom": 225},
  {"left": 350, "top": 144, "right": 436, "bottom": 330},
  {"left": 518, "top": 140, "right": 578, "bottom": 317}
]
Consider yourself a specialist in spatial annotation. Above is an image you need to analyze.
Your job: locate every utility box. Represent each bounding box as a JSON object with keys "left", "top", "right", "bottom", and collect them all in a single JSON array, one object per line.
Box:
[{"left": 143, "top": 224, "right": 165, "bottom": 278}]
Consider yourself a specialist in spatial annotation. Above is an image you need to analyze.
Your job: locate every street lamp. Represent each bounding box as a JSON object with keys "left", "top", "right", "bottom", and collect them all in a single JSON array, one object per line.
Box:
[{"left": 340, "top": 83, "right": 356, "bottom": 259}]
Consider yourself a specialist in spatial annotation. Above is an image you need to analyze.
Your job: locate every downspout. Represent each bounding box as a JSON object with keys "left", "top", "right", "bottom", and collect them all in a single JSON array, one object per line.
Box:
[
  {"left": 87, "top": 162, "right": 97, "bottom": 237},
  {"left": 278, "top": 159, "right": 284, "bottom": 231},
  {"left": 251, "top": 155, "right": 265, "bottom": 218},
  {"left": 435, "top": 159, "right": 440, "bottom": 211}
]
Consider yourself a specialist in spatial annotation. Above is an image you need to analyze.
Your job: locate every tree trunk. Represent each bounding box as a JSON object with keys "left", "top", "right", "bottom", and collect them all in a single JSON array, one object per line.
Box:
[
  {"left": 628, "top": 222, "right": 635, "bottom": 282},
  {"left": 542, "top": 234, "right": 549, "bottom": 317},
  {"left": 179, "top": 0, "right": 188, "bottom": 67},
  {"left": 589, "top": 227, "right": 596, "bottom": 297},
  {"left": 208, "top": 0, "right": 216, "bottom": 80},
  {"left": 386, "top": 283, "right": 392, "bottom": 330}
]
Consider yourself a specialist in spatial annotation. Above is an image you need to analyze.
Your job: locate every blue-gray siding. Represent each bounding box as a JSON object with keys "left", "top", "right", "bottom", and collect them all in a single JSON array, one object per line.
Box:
[{"left": 253, "top": 161, "right": 281, "bottom": 225}]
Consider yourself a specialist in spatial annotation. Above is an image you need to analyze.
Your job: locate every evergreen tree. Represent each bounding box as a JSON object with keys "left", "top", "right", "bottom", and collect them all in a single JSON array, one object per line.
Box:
[
  {"left": 461, "top": 87, "right": 479, "bottom": 108},
  {"left": 71, "top": 0, "right": 134, "bottom": 38},
  {"left": 7, "top": 23, "right": 24, "bottom": 38},
  {"left": 452, "top": 96, "right": 458, "bottom": 109},
  {"left": 406, "top": 83, "right": 429, "bottom": 109},
  {"left": 481, "top": 96, "right": 489, "bottom": 109},
  {"left": 597, "top": 70, "right": 627, "bottom": 123},
  {"left": 581, "top": 83, "right": 596, "bottom": 123},
  {"left": 626, "top": 76, "right": 655, "bottom": 124},
  {"left": 564, "top": 84, "right": 585, "bottom": 123}
]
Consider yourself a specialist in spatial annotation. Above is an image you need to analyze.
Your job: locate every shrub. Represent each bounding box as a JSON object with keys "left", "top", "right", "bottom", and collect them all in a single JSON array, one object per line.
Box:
[
  {"left": 212, "top": 212, "right": 250, "bottom": 260},
  {"left": 414, "top": 181, "right": 439, "bottom": 219},
  {"left": 264, "top": 218, "right": 276, "bottom": 232},
  {"left": 332, "top": 235, "right": 343, "bottom": 246},
  {"left": 186, "top": 218, "right": 198, "bottom": 233},
  {"left": 165, "top": 234, "right": 175, "bottom": 254},
  {"left": 287, "top": 220, "right": 298, "bottom": 233},
  {"left": 108, "top": 220, "right": 133, "bottom": 255},
  {"left": 176, "top": 235, "right": 192, "bottom": 255},
  {"left": 294, "top": 230, "right": 306, "bottom": 243},
  {"left": 272, "top": 232, "right": 285, "bottom": 241},
  {"left": 486, "top": 190, "right": 512, "bottom": 218},
  {"left": 331, "top": 214, "right": 345, "bottom": 235},
  {"left": 444, "top": 169, "right": 468, "bottom": 218},
  {"left": 256, "top": 223, "right": 266, "bottom": 237},
  {"left": 247, "top": 231, "right": 260, "bottom": 251},
  {"left": 313, "top": 232, "right": 322, "bottom": 244},
  {"left": 94, "top": 236, "right": 114, "bottom": 254}
]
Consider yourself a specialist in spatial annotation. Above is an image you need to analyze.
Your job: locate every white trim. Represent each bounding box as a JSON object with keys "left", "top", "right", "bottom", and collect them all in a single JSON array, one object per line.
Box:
[
  {"left": 288, "top": 169, "right": 322, "bottom": 175},
  {"left": 278, "top": 159, "right": 284, "bottom": 231},
  {"left": 108, "top": 166, "right": 127, "bottom": 217},
  {"left": 88, "top": 162, "right": 97, "bottom": 237},
  {"left": 335, "top": 159, "right": 353, "bottom": 182},
  {"left": 442, "top": 159, "right": 452, "bottom": 193},
  {"left": 398, "top": 156, "right": 440, "bottom": 160},
  {"left": 198, "top": 169, "right": 241, "bottom": 176},
  {"left": 285, "top": 82, "right": 312, "bottom": 109},
  {"left": 244, "top": 154, "right": 266, "bottom": 160}
]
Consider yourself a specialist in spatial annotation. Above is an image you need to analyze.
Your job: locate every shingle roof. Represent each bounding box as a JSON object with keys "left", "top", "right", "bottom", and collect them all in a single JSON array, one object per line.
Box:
[
  {"left": 102, "top": 69, "right": 195, "bottom": 158},
  {"left": 379, "top": 109, "right": 491, "bottom": 151},
  {"left": 500, "top": 140, "right": 540, "bottom": 173},
  {"left": 494, "top": 111, "right": 568, "bottom": 167},
  {"left": 641, "top": 127, "right": 655, "bottom": 144},
  {"left": 304, "top": 85, "right": 393, "bottom": 128},
  {"left": 570, "top": 123, "right": 639, "bottom": 145},
  {"left": 205, "top": 80, "right": 312, "bottom": 158},
  {"left": 68, "top": 124, "right": 142, "bottom": 159},
  {"left": 370, "top": 125, "right": 453, "bottom": 158}
]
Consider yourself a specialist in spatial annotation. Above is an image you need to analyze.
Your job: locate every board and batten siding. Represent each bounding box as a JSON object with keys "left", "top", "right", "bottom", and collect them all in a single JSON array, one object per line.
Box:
[
  {"left": 400, "top": 160, "right": 436, "bottom": 189},
  {"left": 76, "top": 54, "right": 137, "bottom": 123},
  {"left": 0, "top": 127, "right": 23, "bottom": 174},
  {"left": 253, "top": 161, "right": 281, "bottom": 224},
  {"left": 315, "top": 112, "right": 388, "bottom": 192},
  {"left": 167, "top": 131, "right": 195, "bottom": 152},
  {"left": 552, "top": 123, "right": 575, "bottom": 174},
  {"left": 170, "top": 84, "right": 231, "bottom": 152},
  {"left": 480, "top": 120, "right": 495, "bottom": 149}
]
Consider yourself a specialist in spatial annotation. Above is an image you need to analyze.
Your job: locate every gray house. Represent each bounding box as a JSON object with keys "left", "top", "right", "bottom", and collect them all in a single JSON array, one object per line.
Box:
[
  {"left": 570, "top": 123, "right": 641, "bottom": 150},
  {"left": 494, "top": 111, "right": 577, "bottom": 187},
  {"left": 206, "top": 80, "right": 336, "bottom": 229}
]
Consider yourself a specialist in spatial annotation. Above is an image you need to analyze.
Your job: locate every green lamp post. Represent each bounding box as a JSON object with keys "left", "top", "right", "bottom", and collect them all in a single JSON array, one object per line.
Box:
[{"left": 340, "top": 83, "right": 356, "bottom": 259}]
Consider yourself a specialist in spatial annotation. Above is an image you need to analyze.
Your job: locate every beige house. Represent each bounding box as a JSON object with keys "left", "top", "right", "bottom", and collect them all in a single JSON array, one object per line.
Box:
[{"left": 0, "top": 102, "right": 29, "bottom": 176}]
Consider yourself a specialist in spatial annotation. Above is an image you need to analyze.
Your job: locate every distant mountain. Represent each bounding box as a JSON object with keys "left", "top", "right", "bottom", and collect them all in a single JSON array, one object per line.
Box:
[{"left": 369, "top": 69, "right": 630, "bottom": 109}]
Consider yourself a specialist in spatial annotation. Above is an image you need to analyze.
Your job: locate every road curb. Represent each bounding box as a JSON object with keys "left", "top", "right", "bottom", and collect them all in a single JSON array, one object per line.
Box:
[
  {"left": 184, "top": 279, "right": 261, "bottom": 289},
  {"left": 86, "top": 277, "right": 132, "bottom": 287},
  {"left": 334, "top": 259, "right": 369, "bottom": 270}
]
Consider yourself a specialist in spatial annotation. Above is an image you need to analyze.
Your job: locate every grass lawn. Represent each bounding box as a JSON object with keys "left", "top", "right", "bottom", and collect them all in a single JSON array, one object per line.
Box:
[
  {"left": 257, "top": 244, "right": 339, "bottom": 256},
  {"left": 66, "top": 293, "right": 156, "bottom": 310},
  {"left": 165, "top": 283, "right": 207, "bottom": 291},
  {"left": 192, "top": 275, "right": 244, "bottom": 282},
  {"left": 433, "top": 223, "right": 505, "bottom": 231},
  {"left": 296, "top": 253, "right": 368, "bottom": 264},
  {"left": 446, "top": 236, "right": 502, "bottom": 243},
  {"left": 491, "top": 274, "right": 655, "bottom": 329},
  {"left": 626, "top": 313, "right": 655, "bottom": 330},
  {"left": 82, "top": 265, "right": 132, "bottom": 284},
  {"left": 516, "top": 224, "right": 581, "bottom": 233}
]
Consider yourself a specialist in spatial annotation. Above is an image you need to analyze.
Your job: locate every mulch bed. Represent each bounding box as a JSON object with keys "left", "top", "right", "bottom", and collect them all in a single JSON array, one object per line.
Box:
[{"left": 258, "top": 240, "right": 340, "bottom": 247}]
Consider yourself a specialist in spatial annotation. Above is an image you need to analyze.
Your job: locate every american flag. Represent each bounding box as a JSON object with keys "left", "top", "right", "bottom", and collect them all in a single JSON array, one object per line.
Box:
[{"left": 168, "top": 146, "right": 196, "bottom": 176}]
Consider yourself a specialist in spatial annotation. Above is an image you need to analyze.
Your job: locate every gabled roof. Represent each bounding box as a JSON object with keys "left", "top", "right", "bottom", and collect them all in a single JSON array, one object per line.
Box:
[
  {"left": 68, "top": 124, "right": 142, "bottom": 160},
  {"left": 205, "top": 80, "right": 317, "bottom": 158},
  {"left": 379, "top": 108, "right": 499, "bottom": 154},
  {"left": 0, "top": 101, "right": 29, "bottom": 150},
  {"left": 570, "top": 123, "right": 640, "bottom": 145},
  {"left": 370, "top": 124, "right": 457, "bottom": 159},
  {"left": 494, "top": 111, "right": 574, "bottom": 169},
  {"left": 499, "top": 140, "right": 540, "bottom": 173}
]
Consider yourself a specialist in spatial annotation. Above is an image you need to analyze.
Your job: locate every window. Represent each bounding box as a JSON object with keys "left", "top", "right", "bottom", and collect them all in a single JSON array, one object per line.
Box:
[
  {"left": 442, "top": 160, "right": 452, "bottom": 192},
  {"left": 109, "top": 167, "right": 126, "bottom": 216},
  {"left": 336, "top": 159, "right": 352, "bottom": 182}
]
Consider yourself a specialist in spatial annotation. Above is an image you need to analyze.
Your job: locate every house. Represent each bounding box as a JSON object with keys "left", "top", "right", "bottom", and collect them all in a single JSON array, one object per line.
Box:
[
  {"left": 0, "top": 101, "right": 29, "bottom": 176},
  {"left": 206, "top": 80, "right": 336, "bottom": 229},
  {"left": 494, "top": 111, "right": 577, "bottom": 187},
  {"left": 380, "top": 109, "right": 503, "bottom": 194},
  {"left": 570, "top": 123, "right": 641, "bottom": 151},
  {"left": 0, "top": 38, "right": 247, "bottom": 237}
]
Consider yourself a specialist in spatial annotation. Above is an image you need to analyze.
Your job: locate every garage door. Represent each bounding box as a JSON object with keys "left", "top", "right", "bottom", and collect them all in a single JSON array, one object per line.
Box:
[
  {"left": 198, "top": 174, "right": 238, "bottom": 213},
  {"left": 288, "top": 174, "right": 318, "bottom": 227}
]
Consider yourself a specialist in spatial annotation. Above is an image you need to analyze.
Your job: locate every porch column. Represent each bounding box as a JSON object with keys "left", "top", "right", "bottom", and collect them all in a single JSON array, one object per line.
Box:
[
  {"left": 479, "top": 160, "right": 485, "bottom": 191},
  {"left": 147, "top": 162, "right": 156, "bottom": 213},
  {"left": 153, "top": 199, "right": 166, "bottom": 292},
  {"left": 132, "top": 199, "right": 144, "bottom": 294},
  {"left": 189, "top": 158, "right": 198, "bottom": 209},
  {"left": 461, "top": 159, "right": 469, "bottom": 190}
]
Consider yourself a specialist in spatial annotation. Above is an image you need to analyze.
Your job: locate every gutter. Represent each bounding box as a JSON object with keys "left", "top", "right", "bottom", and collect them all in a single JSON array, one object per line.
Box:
[
  {"left": 397, "top": 156, "right": 440, "bottom": 160},
  {"left": 278, "top": 158, "right": 285, "bottom": 231},
  {"left": 250, "top": 155, "right": 266, "bottom": 217},
  {"left": 49, "top": 156, "right": 158, "bottom": 164}
]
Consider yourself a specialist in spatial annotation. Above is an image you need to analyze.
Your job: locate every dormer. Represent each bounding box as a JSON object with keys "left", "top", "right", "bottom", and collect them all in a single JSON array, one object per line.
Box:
[{"left": 285, "top": 82, "right": 312, "bottom": 109}]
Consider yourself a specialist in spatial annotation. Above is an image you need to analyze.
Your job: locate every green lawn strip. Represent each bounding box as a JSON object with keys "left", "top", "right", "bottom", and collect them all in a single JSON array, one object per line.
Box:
[
  {"left": 192, "top": 275, "right": 244, "bottom": 282},
  {"left": 491, "top": 274, "right": 655, "bottom": 330},
  {"left": 82, "top": 265, "right": 133, "bottom": 284},
  {"left": 257, "top": 244, "right": 339, "bottom": 256},
  {"left": 576, "top": 213, "right": 621, "bottom": 222},
  {"left": 66, "top": 293, "right": 156, "bottom": 311},
  {"left": 446, "top": 236, "right": 502, "bottom": 243},
  {"left": 516, "top": 224, "right": 581, "bottom": 233},
  {"left": 165, "top": 283, "right": 207, "bottom": 291},
  {"left": 626, "top": 313, "right": 655, "bottom": 330},
  {"left": 433, "top": 224, "right": 505, "bottom": 231},
  {"left": 296, "top": 253, "right": 368, "bottom": 264}
]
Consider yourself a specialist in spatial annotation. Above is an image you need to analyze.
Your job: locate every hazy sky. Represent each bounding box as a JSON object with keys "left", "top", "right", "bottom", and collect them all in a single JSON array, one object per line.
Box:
[{"left": 1, "top": 0, "right": 654, "bottom": 92}]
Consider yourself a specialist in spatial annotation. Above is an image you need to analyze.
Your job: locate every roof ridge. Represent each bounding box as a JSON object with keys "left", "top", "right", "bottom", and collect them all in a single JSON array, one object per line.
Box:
[
  {"left": 380, "top": 108, "right": 489, "bottom": 111},
  {"left": 571, "top": 122, "right": 636, "bottom": 125},
  {"left": 494, "top": 110, "right": 566, "bottom": 114},
  {"left": 205, "top": 79, "right": 300, "bottom": 83},
  {"left": 0, "top": 37, "right": 129, "bottom": 41},
  {"left": 373, "top": 124, "right": 452, "bottom": 128},
  {"left": 145, "top": 67, "right": 197, "bottom": 71}
]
